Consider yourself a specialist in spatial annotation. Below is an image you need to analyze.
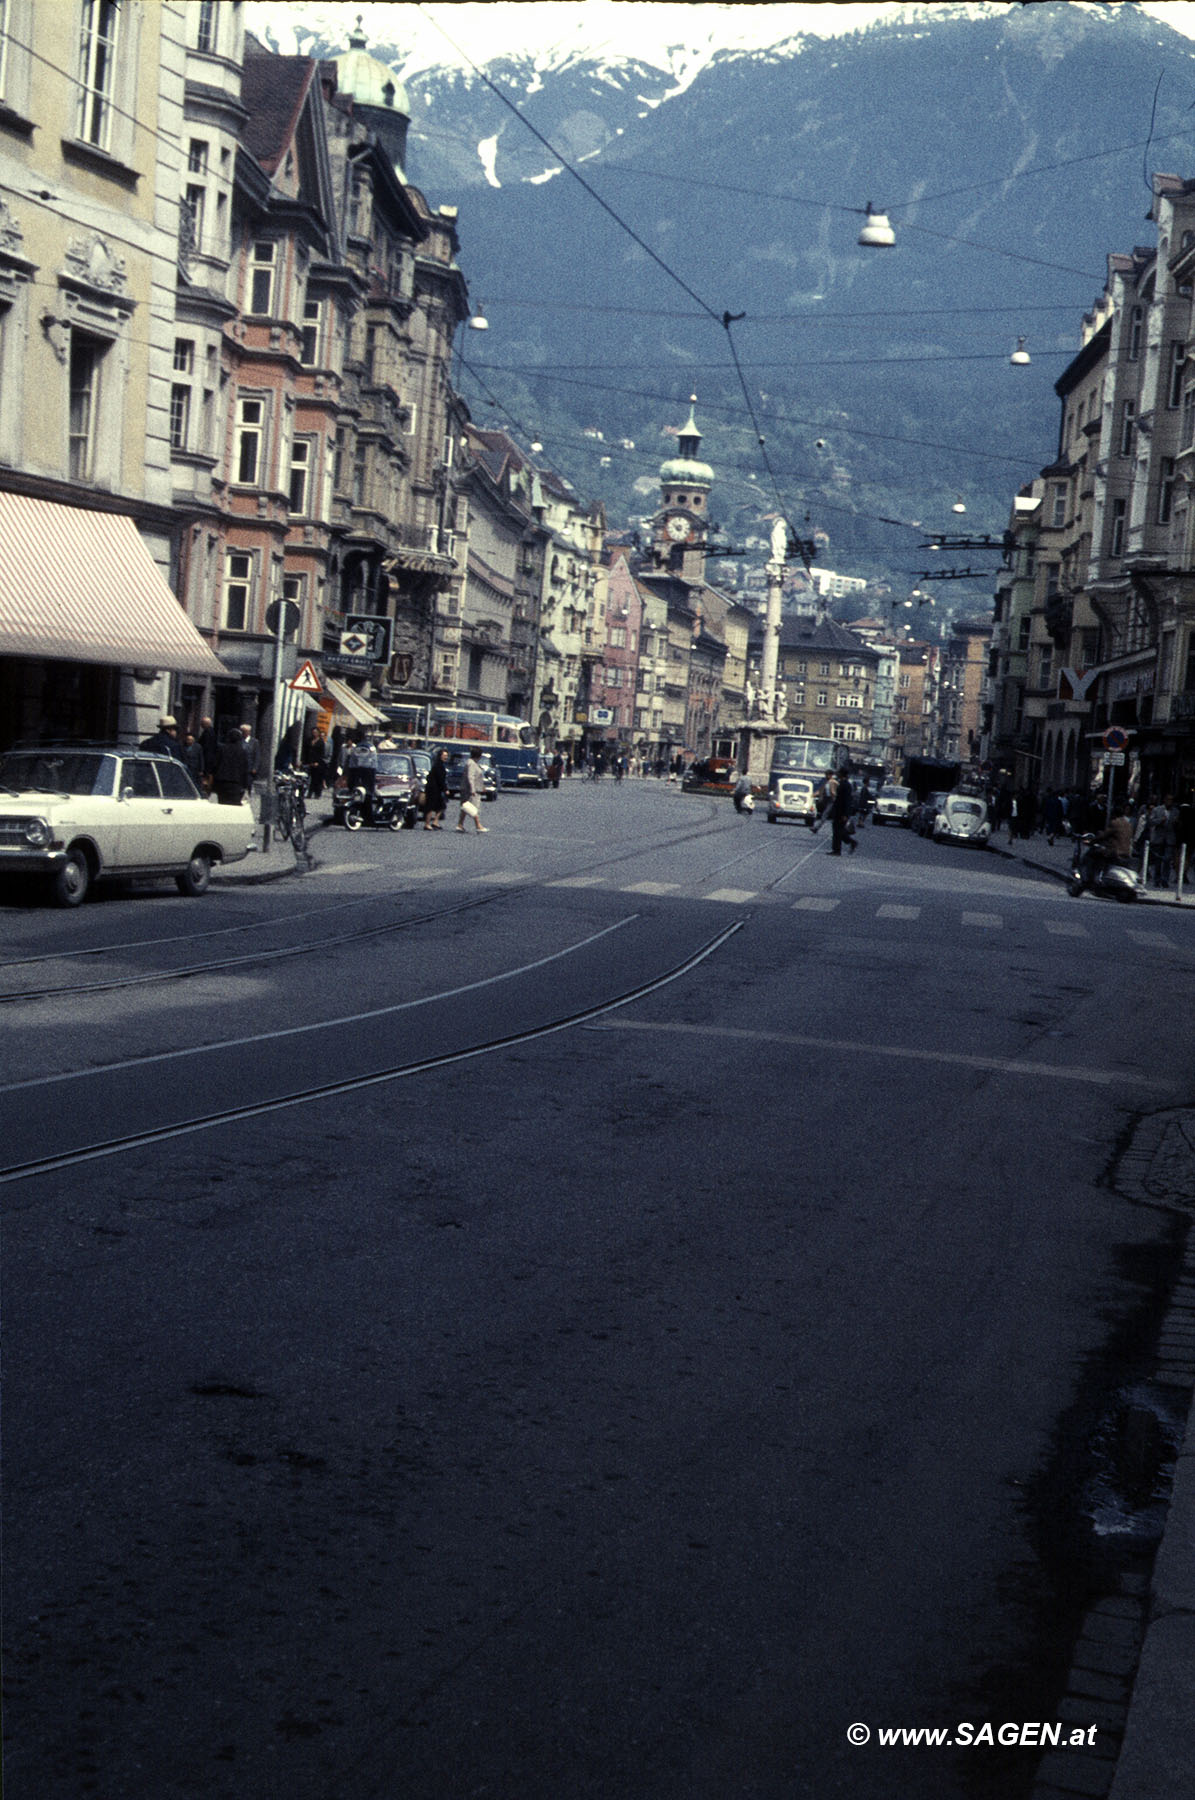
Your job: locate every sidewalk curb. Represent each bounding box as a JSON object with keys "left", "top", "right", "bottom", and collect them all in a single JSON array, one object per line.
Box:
[
  {"left": 988, "top": 840, "right": 1190, "bottom": 908},
  {"left": 1107, "top": 1234, "right": 1195, "bottom": 1800}
]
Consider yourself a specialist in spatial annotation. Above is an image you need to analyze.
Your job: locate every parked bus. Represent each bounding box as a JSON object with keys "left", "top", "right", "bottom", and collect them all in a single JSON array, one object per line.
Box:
[{"left": 380, "top": 704, "right": 544, "bottom": 789}]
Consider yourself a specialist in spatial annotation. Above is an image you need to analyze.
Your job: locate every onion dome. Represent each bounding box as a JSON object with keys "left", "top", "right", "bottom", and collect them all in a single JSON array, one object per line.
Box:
[
  {"left": 335, "top": 16, "right": 411, "bottom": 119},
  {"left": 659, "top": 397, "right": 714, "bottom": 489}
]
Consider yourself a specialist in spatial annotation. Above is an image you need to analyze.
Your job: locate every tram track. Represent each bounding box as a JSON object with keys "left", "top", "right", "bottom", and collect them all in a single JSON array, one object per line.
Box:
[
  {"left": 0, "top": 917, "right": 744, "bottom": 1185},
  {"left": 0, "top": 806, "right": 737, "bottom": 1005}
]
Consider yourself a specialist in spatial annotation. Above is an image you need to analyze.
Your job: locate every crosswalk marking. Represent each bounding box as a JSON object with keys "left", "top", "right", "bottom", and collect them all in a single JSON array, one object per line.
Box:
[
  {"left": 621, "top": 881, "right": 680, "bottom": 895},
  {"left": 877, "top": 904, "right": 921, "bottom": 920},
  {"left": 703, "top": 888, "right": 758, "bottom": 904},
  {"left": 1045, "top": 920, "right": 1089, "bottom": 937},
  {"left": 962, "top": 911, "right": 1003, "bottom": 928},
  {"left": 546, "top": 874, "right": 608, "bottom": 888},
  {"left": 471, "top": 870, "right": 535, "bottom": 884},
  {"left": 1128, "top": 929, "right": 1177, "bottom": 948},
  {"left": 792, "top": 896, "right": 839, "bottom": 912}
]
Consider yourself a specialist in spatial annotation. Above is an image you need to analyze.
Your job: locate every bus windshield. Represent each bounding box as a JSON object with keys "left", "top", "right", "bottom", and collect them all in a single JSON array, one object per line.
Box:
[{"left": 770, "top": 736, "right": 844, "bottom": 777}]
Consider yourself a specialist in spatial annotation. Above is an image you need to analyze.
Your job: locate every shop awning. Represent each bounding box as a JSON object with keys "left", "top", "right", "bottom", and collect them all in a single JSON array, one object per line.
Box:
[
  {"left": 0, "top": 491, "right": 227, "bottom": 676},
  {"left": 322, "top": 675, "right": 388, "bottom": 725}
]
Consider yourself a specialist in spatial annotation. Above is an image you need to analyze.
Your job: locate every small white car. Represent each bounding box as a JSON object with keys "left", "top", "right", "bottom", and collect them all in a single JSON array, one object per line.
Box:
[
  {"left": 767, "top": 774, "right": 818, "bottom": 826},
  {"left": 0, "top": 744, "right": 253, "bottom": 906},
  {"left": 872, "top": 784, "right": 916, "bottom": 825},
  {"left": 933, "top": 793, "right": 991, "bottom": 846}
]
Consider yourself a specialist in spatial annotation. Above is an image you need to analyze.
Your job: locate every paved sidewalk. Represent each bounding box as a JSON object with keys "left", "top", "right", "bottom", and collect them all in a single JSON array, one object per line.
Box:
[
  {"left": 988, "top": 829, "right": 1195, "bottom": 908},
  {"left": 211, "top": 806, "right": 332, "bottom": 884}
]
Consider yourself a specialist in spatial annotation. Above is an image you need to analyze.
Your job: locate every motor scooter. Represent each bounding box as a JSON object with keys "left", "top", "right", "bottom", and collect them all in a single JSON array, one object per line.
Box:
[
  {"left": 1068, "top": 834, "right": 1139, "bottom": 902},
  {"left": 341, "top": 782, "right": 412, "bottom": 832},
  {"left": 733, "top": 778, "right": 755, "bottom": 816}
]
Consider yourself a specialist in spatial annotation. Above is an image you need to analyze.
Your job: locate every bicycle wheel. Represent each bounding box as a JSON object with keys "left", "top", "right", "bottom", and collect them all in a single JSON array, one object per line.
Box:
[
  {"left": 276, "top": 794, "right": 292, "bottom": 842},
  {"left": 291, "top": 800, "right": 308, "bottom": 853}
]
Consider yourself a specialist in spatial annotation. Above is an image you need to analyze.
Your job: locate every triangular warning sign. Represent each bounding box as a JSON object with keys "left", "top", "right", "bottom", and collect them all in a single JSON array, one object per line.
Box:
[{"left": 290, "top": 660, "right": 322, "bottom": 693}]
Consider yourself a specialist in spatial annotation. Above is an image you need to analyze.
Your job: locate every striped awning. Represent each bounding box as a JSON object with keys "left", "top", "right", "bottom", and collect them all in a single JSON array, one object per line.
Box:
[
  {"left": 0, "top": 491, "right": 227, "bottom": 676},
  {"left": 322, "top": 675, "right": 388, "bottom": 725}
]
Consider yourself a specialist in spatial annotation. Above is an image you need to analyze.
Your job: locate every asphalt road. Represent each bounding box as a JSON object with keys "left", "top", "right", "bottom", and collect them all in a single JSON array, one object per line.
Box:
[{"left": 2, "top": 782, "right": 1190, "bottom": 1800}]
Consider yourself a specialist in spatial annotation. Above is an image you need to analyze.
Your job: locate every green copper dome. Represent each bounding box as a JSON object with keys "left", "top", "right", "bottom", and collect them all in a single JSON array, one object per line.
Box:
[
  {"left": 336, "top": 17, "right": 411, "bottom": 117},
  {"left": 659, "top": 398, "right": 713, "bottom": 487}
]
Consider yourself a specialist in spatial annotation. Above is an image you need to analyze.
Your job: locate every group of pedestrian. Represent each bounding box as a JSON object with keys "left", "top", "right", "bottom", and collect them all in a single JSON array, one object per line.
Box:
[
  {"left": 141, "top": 714, "right": 261, "bottom": 808},
  {"left": 988, "top": 781, "right": 1195, "bottom": 888}
]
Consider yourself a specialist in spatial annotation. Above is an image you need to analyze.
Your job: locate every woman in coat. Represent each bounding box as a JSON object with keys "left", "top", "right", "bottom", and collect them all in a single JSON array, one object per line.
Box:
[{"left": 422, "top": 747, "right": 449, "bottom": 830}]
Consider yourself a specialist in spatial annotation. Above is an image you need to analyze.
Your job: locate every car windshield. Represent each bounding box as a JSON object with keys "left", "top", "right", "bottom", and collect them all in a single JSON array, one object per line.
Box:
[
  {"left": 948, "top": 799, "right": 984, "bottom": 816},
  {"left": 0, "top": 750, "right": 114, "bottom": 796},
  {"left": 377, "top": 753, "right": 414, "bottom": 777}
]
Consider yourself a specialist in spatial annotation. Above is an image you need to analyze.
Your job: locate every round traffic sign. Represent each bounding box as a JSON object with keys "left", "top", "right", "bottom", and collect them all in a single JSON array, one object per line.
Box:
[{"left": 1103, "top": 726, "right": 1129, "bottom": 752}]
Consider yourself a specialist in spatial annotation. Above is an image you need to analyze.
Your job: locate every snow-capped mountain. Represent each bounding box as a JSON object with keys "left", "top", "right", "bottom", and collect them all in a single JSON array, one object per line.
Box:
[{"left": 242, "top": 2, "right": 1195, "bottom": 582}]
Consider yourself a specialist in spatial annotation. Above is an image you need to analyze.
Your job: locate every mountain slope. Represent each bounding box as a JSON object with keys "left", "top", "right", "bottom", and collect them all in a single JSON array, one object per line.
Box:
[{"left": 248, "top": 2, "right": 1195, "bottom": 591}]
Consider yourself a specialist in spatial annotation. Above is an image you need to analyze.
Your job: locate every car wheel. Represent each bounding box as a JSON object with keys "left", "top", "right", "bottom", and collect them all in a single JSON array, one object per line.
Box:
[
  {"left": 176, "top": 851, "right": 212, "bottom": 896},
  {"left": 51, "top": 846, "right": 91, "bottom": 907}
]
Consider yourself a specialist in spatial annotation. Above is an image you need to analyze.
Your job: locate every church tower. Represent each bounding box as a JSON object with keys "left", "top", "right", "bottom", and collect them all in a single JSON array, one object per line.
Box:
[{"left": 653, "top": 396, "right": 714, "bottom": 579}]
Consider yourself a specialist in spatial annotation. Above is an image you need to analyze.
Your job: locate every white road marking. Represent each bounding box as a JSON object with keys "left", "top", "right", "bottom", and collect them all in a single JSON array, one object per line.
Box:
[
  {"left": 877, "top": 904, "right": 921, "bottom": 920},
  {"left": 546, "top": 875, "right": 608, "bottom": 888},
  {"left": 587, "top": 1019, "right": 1172, "bottom": 1088},
  {"left": 310, "top": 862, "right": 381, "bottom": 876},
  {"left": 621, "top": 881, "right": 681, "bottom": 895},
  {"left": 962, "top": 911, "right": 1003, "bottom": 928},
  {"left": 1045, "top": 920, "right": 1090, "bottom": 937},
  {"left": 792, "top": 896, "right": 839, "bottom": 912},
  {"left": 1127, "top": 929, "right": 1178, "bottom": 948},
  {"left": 470, "top": 870, "right": 535, "bottom": 884},
  {"left": 703, "top": 888, "right": 758, "bottom": 903}
]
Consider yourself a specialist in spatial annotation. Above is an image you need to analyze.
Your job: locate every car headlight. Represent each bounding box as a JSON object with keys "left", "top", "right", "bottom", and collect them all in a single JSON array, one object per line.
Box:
[{"left": 23, "top": 817, "right": 51, "bottom": 848}]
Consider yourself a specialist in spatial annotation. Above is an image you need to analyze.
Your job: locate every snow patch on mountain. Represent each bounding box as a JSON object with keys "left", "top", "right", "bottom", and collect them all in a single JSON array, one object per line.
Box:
[{"left": 477, "top": 135, "right": 501, "bottom": 188}]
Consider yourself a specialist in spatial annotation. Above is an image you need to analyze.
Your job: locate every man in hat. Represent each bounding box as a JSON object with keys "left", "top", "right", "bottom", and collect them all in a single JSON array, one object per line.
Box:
[{"left": 141, "top": 716, "right": 185, "bottom": 761}]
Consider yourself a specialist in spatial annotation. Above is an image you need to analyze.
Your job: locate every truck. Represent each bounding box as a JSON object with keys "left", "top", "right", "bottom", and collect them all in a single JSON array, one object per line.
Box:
[{"left": 903, "top": 756, "right": 961, "bottom": 802}]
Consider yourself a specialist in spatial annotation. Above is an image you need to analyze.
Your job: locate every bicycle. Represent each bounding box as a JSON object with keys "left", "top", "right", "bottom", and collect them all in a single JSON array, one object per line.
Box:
[{"left": 273, "top": 768, "right": 309, "bottom": 851}]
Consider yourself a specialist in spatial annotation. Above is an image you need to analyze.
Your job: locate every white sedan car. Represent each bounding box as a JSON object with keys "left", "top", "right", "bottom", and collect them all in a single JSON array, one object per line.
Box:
[
  {"left": 0, "top": 744, "right": 253, "bottom": 906},
  {"left": 872, "top": 783, "right": 916, "bottom": 825}
]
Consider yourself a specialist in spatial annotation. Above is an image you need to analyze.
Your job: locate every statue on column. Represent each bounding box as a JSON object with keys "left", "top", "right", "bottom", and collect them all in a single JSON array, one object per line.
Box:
[{"left": 769, "top": 518, "right": 788, "bottom": 566}]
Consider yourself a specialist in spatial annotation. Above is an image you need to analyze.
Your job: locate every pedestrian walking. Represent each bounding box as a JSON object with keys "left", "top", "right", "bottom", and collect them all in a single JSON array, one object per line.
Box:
[
  {"left": 549, "top": 753, "right": 563, "bottom": 789},
  {"left": 213, "top": 725, "right": 250, "bottom": 806},
  {"left": 1148, "top": 794, "right": 1178, "bottom": 886},
  {"left": 829, "top": 770, "right": 855, "bottom": 855},
  {"left": 455, "top": 747, "right": 489, "bottom": 832},
  {"left": 198, "top": 715, "right": 218, "bottom": 791},
  {"left": 1043, "top": 789, "right": 1064, "bottom": 845},
  {"left": 303, "top": 726, "right": 327, "bottom": 799},
  {"left": 423, "top": 747, "right": 449, "bottom": 829}
]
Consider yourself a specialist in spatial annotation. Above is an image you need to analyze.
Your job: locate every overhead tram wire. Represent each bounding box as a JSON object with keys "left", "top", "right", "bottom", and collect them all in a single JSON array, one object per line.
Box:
[{"left": 415, "top": 3, "right": 802, "bottom": 543}]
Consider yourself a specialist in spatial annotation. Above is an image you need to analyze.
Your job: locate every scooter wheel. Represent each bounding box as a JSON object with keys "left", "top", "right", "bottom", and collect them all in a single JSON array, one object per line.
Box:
[
  {"left": 344, "top": 807, "right": 364, "bottom": 832},
  {"left": 387, "top": 810, "right": 404, "bottom": 832},
  {"left": 1067, "top": 875, "right": 1084, "bottom": 897}
]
